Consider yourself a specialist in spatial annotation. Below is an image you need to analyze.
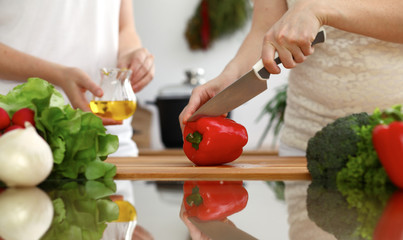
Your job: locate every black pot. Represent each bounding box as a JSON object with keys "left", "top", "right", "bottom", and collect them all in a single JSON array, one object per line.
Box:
[
  {"left": 149, "top": 69, "right": 207, "bottom": 148},
  {"left": 150, "top": 96, "right": 189, "bottom": 148}
]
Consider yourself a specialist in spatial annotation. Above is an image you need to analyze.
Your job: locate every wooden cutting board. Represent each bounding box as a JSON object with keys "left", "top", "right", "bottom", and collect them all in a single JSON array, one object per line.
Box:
[{"left": 105, "top": 150, "right": 310, "bottom": 181}]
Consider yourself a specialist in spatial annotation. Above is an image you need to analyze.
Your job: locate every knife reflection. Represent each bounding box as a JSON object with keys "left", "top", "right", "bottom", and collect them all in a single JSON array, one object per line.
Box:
[{"left": 188, "top": 217, "right": 258, "bottom": 240}]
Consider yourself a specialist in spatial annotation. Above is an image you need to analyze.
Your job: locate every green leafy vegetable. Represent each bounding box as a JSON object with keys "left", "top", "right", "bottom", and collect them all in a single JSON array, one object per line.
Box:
[
  {"left": 0, "top": 78, "right": 119, "bottom": 180},
  {"left": 40, "top": 180, "right": 119, "bottom": 240},
  {"left": 337, "top": 105, "right": 403, "bottom": 190},
  {"left": 306, "top": 105, "right": 403, "bottom": 239},
  {"left": 307, "top": 105, "right": 403, "bottom": 189}
]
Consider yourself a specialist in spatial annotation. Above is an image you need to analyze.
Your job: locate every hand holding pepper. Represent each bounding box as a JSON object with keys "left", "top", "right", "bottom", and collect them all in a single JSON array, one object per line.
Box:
[{"left": 183, "top": 116, "right": 248, "bottom": 166}]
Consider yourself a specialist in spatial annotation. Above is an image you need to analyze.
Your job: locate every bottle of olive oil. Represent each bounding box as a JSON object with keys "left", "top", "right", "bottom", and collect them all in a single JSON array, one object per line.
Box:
[
  {"left": 91, "top": 68, "right": 137, "bottom": 120},
  {"left": 90, "top": 100, "right": 136, "bottom": 121}
]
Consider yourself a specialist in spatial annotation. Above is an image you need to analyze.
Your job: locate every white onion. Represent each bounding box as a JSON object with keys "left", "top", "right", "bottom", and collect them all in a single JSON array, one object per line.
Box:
[
  {"left": 0, "top": 187, "right": 54, "bottom": 240},
  {"left": 0, "top": 124, "right": 53, "bottom": 187}
]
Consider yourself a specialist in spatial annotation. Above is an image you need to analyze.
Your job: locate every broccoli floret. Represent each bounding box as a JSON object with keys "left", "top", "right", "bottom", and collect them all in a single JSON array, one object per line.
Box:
[{"left": 307, "top": 112, "right": 370, "bottom": 181}]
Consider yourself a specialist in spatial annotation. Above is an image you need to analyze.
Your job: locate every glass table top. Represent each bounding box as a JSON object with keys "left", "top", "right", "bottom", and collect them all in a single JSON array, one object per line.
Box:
[{"left": 0, "top": 178, "right": 398, "bottom": 240}]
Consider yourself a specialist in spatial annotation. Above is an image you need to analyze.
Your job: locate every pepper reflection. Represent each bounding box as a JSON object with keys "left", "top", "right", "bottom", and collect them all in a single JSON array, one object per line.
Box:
[
  {"left": 373, "top": 190, "right": 403, "bottom": 240},
  {"left": 180, "top": 181, "right": 249, "bottom": 239}
]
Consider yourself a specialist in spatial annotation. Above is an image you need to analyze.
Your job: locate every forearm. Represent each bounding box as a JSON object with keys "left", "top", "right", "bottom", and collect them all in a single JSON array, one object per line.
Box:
[
  {"left": 220, "top": 0, "right": 287, "bottom": 83},
  {"left": 309, "top": 0, "right": 403, "bottom": 43},
  {"left": 0, "top": 43, "right": 66, "bottom": 86},
  {"left": 118, "top": 0, "right": 142, "bottom": 56}
]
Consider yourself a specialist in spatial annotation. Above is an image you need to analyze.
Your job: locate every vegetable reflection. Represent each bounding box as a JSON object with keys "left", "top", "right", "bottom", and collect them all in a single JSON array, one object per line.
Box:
[
  {"left": 180, "top": 181, "right": 249, "bottom": 240},
  {"left": 0, "top": 187, "right": 54, "bottom": 240},
  {"left": 40, "top": 180, "right": 119, "bottom": 240},
  {"left": 373, "top": 190, "right": 403, "bottom": 240},
  {"left": 183, "top": 181, "right": 248, "bottom": 221},
  {"left": 307, "top": 180, "right": 395, "bottom": 240}
]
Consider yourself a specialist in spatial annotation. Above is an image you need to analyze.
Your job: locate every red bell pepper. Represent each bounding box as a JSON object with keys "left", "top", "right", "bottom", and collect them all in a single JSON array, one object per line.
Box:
[
  {"left": 373, "top": 191, "right": 403, "bottom": 240},
  {"left": 183, "top": 116, "right": 248, "bottom": 166},
  {"left": 372, "top": 121, "right": 403, "bottom": 188},
  {"left": 183, "top": 181, "right": 248, "bottom": 221}
]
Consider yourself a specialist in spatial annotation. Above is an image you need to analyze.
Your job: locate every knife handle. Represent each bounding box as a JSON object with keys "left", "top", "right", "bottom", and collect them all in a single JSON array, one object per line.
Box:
[{"left": 253, "top": 27, "right": 326, "bottom": 80}]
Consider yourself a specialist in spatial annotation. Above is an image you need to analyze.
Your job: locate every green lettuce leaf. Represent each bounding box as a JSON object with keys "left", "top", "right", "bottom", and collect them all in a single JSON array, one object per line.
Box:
[
  {"left": 40, "top": 180, "right": 119, "bottom": 240},
  {"left": 0, "top": 78, "right": 119, "bottom": 180}
]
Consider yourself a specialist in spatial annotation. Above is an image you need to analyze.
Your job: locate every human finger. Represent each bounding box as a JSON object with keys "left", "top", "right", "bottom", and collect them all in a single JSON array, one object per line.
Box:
[
  {"left": 261, "top": 40, "right": 281, "bottom": 74},
  {"left": 130, "top": 50, "right": 153, "bottom": 80},
  {"left": 131, "top": 54, "right": 155, "bottom": 92},
  {"left": 101, "top": 117, "right": 123, "bottom": 126}
]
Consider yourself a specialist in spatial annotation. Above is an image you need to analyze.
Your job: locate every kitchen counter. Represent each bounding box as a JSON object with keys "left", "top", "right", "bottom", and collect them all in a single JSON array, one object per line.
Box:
[{"left": 0, "top": 151, "right": 397, "bottom": 240}]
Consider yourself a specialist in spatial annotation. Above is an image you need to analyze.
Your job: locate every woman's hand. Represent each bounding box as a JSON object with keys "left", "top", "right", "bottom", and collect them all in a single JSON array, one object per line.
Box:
[
  {"left": 179, "top": 202, "right": 212, "bottom": 240},
  {"left": 179, "top": 76, "right": 229, "bottom": 131},
  {"left": 118, "top": 47, "right": 155, "bottom": 93},
  {"left": 261, "top": 0, "right": 323, "bottom": 74},
  {"left": 58, "top": 67, "right": 101, "bottom": 111},
  {"left": 58, "top": 67, "right": 122, "bottom": 125}
]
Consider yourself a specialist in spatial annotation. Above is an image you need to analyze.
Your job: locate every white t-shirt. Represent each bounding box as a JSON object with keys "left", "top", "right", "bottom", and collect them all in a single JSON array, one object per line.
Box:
[{"left": 0, "top": 0, "right": 138, "bottom": 156}]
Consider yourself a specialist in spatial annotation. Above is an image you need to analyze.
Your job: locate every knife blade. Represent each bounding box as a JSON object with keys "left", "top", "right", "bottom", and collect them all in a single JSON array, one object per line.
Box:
[
  {"left": 188, "top": 28, "right": 326, "bottom": 122},
  {"left": 188, "top": 217, "right": 258, "bottom": 240}
]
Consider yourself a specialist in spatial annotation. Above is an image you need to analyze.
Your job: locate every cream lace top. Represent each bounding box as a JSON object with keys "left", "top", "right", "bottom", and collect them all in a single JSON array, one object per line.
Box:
[{"left": 281, "top": 0, "right": 403, "bottom": 151}]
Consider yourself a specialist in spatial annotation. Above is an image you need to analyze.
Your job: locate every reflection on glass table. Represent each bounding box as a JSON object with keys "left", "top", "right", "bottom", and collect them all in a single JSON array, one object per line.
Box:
[
  {"left": 133, "top": 180, "right": 403, "bottom": 240},
  {"left": 180, "top": 181, "right": 252, "bottom": 240},
  {"left": 133, "top": 180, "right": 289, "bottom": 240},
  {"left": 0, "top": 187, "right": 53, "bottom": 240},
  {"left": 1, "top": 179, "right": 403, "bottom": 240},
  {"left": 0, "top": 180, "right": 147, "bottom": 240},
  {"left": 305, "top": 180, "right": 396, "bottom": 240}
]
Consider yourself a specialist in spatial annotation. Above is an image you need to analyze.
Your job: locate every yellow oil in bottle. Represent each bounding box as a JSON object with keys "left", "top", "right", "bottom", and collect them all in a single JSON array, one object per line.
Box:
[
  {"left": 90, "top": 100, "right": 137, "bottom": 121},
  {"left": 113, "top": 200, "right": 137, "bottom": 222}
]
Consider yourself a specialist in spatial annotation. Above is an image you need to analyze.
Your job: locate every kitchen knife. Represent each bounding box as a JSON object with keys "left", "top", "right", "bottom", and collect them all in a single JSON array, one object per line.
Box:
[
  {"left": 188, "top": 28, "right": 326, "bottom": 122},
  {"left": 188, "top": 217, "right": 258, "bottom": 240}
]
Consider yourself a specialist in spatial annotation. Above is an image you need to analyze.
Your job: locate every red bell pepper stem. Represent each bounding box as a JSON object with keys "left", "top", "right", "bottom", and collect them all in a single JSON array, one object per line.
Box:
[
  {"left": 186, "top": 186, "right": 203, "bottom": 206},
  {"left": 186, "top": 131, "right": 203, "bottom": 150}
]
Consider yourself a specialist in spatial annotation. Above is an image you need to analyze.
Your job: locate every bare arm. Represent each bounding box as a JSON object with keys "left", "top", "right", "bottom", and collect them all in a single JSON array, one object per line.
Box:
[
  {"left": 118, "top": 0, "right": 142, "bottom": 55},
  {"left": 0, "top": 43, "right": 102, "bottom": 111},
  {"left": 262, "top": 0, "right": 403, "bottom": 73},
  {"left": 218, "top": 0, "right": 288, "bottom": 85},
  {"left": 117, "top": 0, "right": 154, "bottom": 92},
  {"left": 0, "top": 42, "right": 64, "bottom": 83},
  {"left": 321, "top": 0, "right": 403, "bottom": 43}
]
